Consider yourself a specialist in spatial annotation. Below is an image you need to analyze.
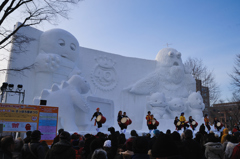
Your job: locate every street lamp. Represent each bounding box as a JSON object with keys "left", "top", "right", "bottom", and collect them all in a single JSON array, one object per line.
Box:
[
  {"left": 8, "top": 84, "right": 14, "bottom": 91},
  {"left": 0, "top": 82, "right": 25, "bottom": 104}
]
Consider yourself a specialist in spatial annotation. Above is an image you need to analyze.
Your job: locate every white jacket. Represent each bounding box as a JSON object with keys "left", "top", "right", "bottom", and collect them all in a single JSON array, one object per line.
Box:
[{"left": 225, "top": 142, "right": 238, "bottom": 159}]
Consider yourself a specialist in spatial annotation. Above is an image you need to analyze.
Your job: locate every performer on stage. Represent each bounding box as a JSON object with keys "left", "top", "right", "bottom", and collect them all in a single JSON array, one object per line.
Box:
[
  {"left": 117, "top": 110, "right": 124, "bottom": 133},
  {"left": 91, "top": 108, "right": 103, "bottom": 132},
  {"left": 151, "top": 114, "right": 158, "bottom": 130},
  {"left": 174, "top": 116, "right": 181, "bottom": 131},
  {"left": 180, "top": 112, "right": 189, "bottom": 131},
  {"left": 213, "top": 117, "right": 221, "bottom": 131},
  {"left": 146, "top": 111, "right": 153, "bottom": 133},
  {"left": 188, "top": 116, "right": 198, "bottom": 131},
  {"left": 204, "top": 114, "right": 211, "bottom": 132},
  {"left": 122, "top": 112, "right": 129, "bottom": 133}
]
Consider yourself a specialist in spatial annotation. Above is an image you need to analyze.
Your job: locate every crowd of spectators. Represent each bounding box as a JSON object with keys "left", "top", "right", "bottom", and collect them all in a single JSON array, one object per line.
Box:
[{"left": 0, "top": 124, "right": 240, "bottom": 159}]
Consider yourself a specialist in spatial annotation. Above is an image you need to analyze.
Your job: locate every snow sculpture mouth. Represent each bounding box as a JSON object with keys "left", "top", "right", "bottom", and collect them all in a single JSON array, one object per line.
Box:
[{"left": 173, "top": 62, "right": 179, "bottom": 66}]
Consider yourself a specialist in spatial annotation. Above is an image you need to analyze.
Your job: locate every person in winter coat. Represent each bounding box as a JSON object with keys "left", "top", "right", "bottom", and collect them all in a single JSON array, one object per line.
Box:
[
  {"left": 225, "top": 136, "right": 238, "bottom": 159},
  {"left": 223, "top": 135, "right": 231, "bottom": 151},
  {"left": 132, "top": 137, "right": 150, "bottom": 159},
  {"left": 22, "top": 130, "right": 46, "bottom": 159},
  {"left": 72, "top": 139, "right": 81, "bottom": 159},
  {"left": 205, "top": 133, "right": 224, "bottom": 159},
  {"left": 23, "top": 131, "right": 32, "bottom": 144},
  {"left": 12, "top": 137, "right": 23, "bottom": 159},
  {"left": 182, "top": 130, "right": 202, "bottom": 159},
  {"left": 118, "top": 136, "right": 134, "bottom": 159},
  {"left": 221, "top": 128, "right": 229, "bottom": 144},
  {"left": 103, "top": 127, "right": 118, "bottom": 159},
  {"left": 45, "top": 131, "right": 75, "bottom": 159},
  {"left": 0, "top": 136, "right": 15, "bottom": 159},
  {"left": 171, "top": 131, "right": 185, "bottom": 158},
  {"left": 231, "top": 135, "right": 240, "bottom": 159},
  {"left": 51, "top": 128, "right": 64, "bottom": 148},
  {"left": 152, "top": 133, "right": 179, "bottom": 159}
]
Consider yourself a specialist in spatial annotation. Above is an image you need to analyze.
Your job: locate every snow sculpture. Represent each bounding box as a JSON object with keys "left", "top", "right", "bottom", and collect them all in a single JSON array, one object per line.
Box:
[
  {"left": 33, "top": 75, "right": 90, "bottom": 131},
  {"left": 91, "top": 56, "right": 118, "bottom": 91},
  {"left": 164, "top": 98, "right": 186, "bottom": 119},
  {"left": 185, "top": 91, "right": 205, "bottom": 120},
  {"left": 34, "top": 29, "right": 81, "bottom": 97},
  {"left": 127, "top": 48, "right": 195, "bottom": 98},
  {"left": 146, "top": 92, "right": 168, "bottom": 119}
]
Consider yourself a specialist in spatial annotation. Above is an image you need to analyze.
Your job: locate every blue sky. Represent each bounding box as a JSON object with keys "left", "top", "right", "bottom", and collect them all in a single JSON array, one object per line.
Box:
[{"left": 2, "top": 0, "right": 240, "bottom": 101}]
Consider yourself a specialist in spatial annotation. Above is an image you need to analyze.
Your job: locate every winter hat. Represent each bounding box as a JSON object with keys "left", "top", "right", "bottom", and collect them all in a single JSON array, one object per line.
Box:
[
  {"left": 31, "top": 130, "right": 43, "bottom": 139},
  {"left": 103, "top": 140, "right": 111, "bottom": 148},
  {"left": 59, "top": 131, "right": 71, "bottom": 141},
  {"left": 96, "top": 108, "right": 100, "bottom": 110},
  {"left": 153, "top": 129, "right": 160, "bottom": 137}
]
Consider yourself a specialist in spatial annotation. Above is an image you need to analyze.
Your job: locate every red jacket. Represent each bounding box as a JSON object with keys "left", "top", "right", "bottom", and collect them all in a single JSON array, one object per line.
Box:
[{"left": 231, "top": 143, "right": 240, "bottom": 159}]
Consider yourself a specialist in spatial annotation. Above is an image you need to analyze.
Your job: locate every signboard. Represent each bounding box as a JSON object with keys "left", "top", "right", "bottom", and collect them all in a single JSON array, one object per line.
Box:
[{"left": 0, "top": 103, "right": 58, "bottom": 144}]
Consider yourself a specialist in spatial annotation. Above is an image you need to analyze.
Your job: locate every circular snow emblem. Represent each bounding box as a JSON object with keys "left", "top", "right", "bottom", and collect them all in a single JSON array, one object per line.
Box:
[{"left": 92, "top": 66, "right": 117, "bottom": 91}]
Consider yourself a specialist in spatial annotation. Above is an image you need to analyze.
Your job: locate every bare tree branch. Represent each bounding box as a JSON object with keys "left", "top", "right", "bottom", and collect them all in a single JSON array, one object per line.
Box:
[
  {"left": 0, "top": 0, "right": 80, "bottom": 73},
  {"left": 229, "top": 54, "right": 240, "bottom": 100},
  {"left": 185, "top": 57, "right": 221, "bottom": 106}
]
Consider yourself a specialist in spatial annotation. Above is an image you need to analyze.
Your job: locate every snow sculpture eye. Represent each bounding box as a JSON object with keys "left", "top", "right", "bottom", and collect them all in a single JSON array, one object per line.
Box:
[
  {"left": 176, "top": 52, "right": 181, "bottom": 59},
  {"left": 168, "top": 52, "right": 174, "bottom": 57},
  {"left": 58, "top": 39, "right": 65, "bottom": 46},
  {"left": 70, "top": 43, "right": 76, "bottom": 51}
]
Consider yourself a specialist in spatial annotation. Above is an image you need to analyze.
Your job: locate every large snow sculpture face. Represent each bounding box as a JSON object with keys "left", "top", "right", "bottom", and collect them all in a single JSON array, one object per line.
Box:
[
  {"left": 147, "top": 92, "right": 167, "bottom": 108},
  {"left": 155, "top": 48, "right": 183, "bottom": 68},
  {"left": 155, "top": 48, "right": 184, "bottom": 84},
  {"left": 39, "top": 29, "right": 79, "bottom": 62},
  {"left": 187, "top": 92, "right": 205, "bottom": 110},
  {"left": 168, "top": 98, "right": 185, "bottom": 112}
]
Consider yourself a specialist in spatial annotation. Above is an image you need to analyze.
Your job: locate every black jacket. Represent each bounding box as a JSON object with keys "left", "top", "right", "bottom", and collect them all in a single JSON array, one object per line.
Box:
[
  {"left": 45, "top": 140, "right": 75, "bottom": 159},
  {"left": 182, "top": 138, "right": 202, "bottom": 159},
  {"left": 0, "top": 148, "right": 12, "bottom": 159},
  {"left": 22, "top": 141, "right": 45, "bottom": 159}
]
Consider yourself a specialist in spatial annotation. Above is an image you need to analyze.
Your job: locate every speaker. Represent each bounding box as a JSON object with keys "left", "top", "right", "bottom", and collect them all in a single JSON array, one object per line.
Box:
[{"left": 40, "top": 100, "right": 47, "bottom": 105}]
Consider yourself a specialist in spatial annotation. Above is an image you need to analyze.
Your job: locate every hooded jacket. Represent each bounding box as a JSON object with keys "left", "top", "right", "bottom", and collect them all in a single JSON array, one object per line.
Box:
[
  {"left": 221, "top": 128, "right": 229, "bottom": 144},
  {"left": 205, "top": 142, "right": 224, "bottom": 159},
  {"left": 45, "top": 140, "right": 75, "bottom": 159},
  {"left": 225, "top": 142, "right": 238, "bottom": 159}
]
